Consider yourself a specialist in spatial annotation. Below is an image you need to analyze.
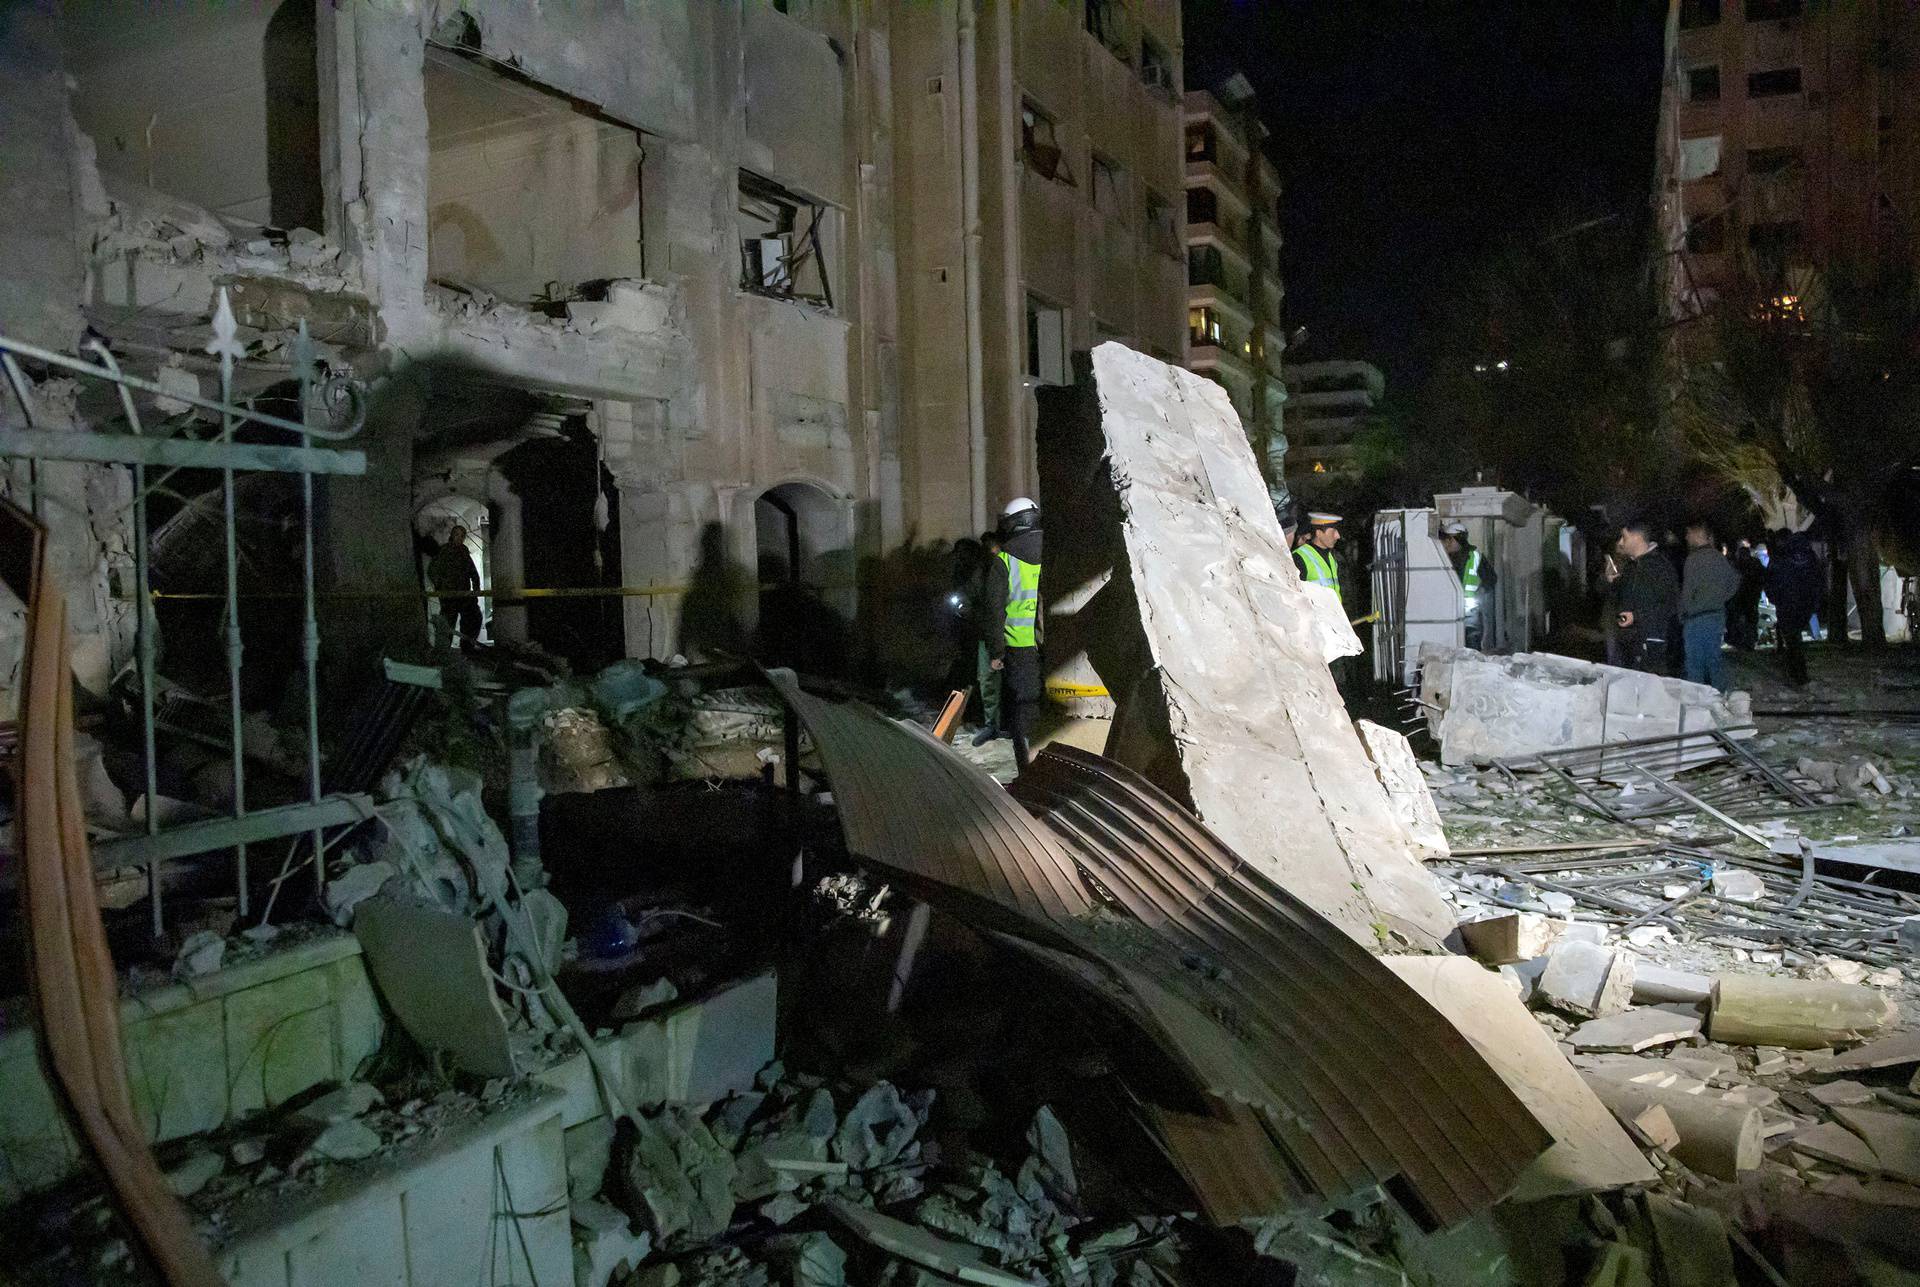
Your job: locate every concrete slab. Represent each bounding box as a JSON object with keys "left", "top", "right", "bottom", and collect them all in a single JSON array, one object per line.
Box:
[
  {"left": 1570, "top": 1009, "right": 1702, "bottom": 1053},
  {"left": 1355, "top": 719, "right": 1450, "bottom": 863},
  {"left": 1631, "top": 964, "right": 1712, "bottom": 1006},
  {"left": 1820, "top": 1031, "right": 1920, "bottom": 1074},
  {"left": 1384, "top": 956, "right": 1655, "bottom": 1199},
  {"left": 1792, "top": 1121, "right": 1881, "bottom": 1175},
  {"left": 1538, "top": 941, "right": 1635, "bottom": 1019},
  {"left": 1040, "top": 345, "right": 1454, "bottom": 949},
  {"left": 1832, "top": 1107, "right": 1920, "bottom": 1184},
  {"left": 1460, "top": 912, "right": 1559, "bottom": 966}
]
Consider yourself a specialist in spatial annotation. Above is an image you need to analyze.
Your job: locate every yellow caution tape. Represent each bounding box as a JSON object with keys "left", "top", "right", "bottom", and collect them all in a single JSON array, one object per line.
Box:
[{"left": 1045, "top": 680, "right": 1111, "bottom": 699}]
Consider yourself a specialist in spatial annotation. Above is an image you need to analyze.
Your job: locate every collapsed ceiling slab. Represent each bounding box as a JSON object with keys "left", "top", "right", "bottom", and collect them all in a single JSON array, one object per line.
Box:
[
  {"left": 1037, "top": 343, "right": 1455, "bottom": 949},
  {"left": 765, "top": 670, "right": 1551, "bottom": 1228}
]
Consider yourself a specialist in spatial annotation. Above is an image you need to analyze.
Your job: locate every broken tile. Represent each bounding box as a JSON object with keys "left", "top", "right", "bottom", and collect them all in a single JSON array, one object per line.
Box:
[
  {"left": 1791, "top": 1122, "right": 1880, "bottom": 1175},
  {"left": 1570, "top": 1009, "right": 1702, "bottom": 1054},
  {"left": 1821, "top": 1031, "right": 1920, "bottom": 1074},
  {"left": 1832, "top": 1106, "right": 1920, "bottom": 1185},
  {"left": 1809, "top": 1080, "right": 1876, "bottom": 1108}
]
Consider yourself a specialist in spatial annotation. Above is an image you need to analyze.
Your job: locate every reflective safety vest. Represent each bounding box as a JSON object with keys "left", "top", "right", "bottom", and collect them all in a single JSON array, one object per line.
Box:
[
  {"left": 999, "top": 550, "right": 1041, "bottom": 648},
  {"left": 1294, "top": 544, "right": 1341, "bottom": 602},
  {"left": 1461, "top": 548, "right": 1483, "bottom": 597}
]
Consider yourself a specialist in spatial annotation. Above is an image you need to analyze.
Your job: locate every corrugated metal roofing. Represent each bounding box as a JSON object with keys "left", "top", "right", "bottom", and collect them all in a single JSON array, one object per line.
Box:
[{"left": 766, "top": 671, "right": 1552, "bottom": 1226}]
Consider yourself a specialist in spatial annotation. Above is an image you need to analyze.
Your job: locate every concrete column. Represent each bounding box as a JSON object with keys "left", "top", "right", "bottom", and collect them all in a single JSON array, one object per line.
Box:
[{"left": 484, "top": 470, "right": 527, "bottom": 645}]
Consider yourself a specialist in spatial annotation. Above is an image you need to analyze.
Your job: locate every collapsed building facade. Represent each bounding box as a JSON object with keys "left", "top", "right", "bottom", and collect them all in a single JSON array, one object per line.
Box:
[{"left": 1, "top": 0, "right": 1188, "bottom": 709}]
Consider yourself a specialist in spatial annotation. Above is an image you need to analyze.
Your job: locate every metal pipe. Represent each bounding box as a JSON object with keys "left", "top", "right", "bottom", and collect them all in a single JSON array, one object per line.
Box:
[
  {"left": 957, "top": 0, "right": 988, "bottom": 532},
  {"left": 295, "top": 324, "right": 326, "bottom": 911},
  {"left": 87, "top": 344, "right": 164, "bottom": 937},
  {"left": 213, "top": 289, "right": 250, "bottom": 917}
]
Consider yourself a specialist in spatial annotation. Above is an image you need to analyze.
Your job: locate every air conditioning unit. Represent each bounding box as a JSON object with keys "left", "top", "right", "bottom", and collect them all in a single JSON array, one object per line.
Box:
[{"left": 749, "top": 237, "right": 791, "bottom": 291}]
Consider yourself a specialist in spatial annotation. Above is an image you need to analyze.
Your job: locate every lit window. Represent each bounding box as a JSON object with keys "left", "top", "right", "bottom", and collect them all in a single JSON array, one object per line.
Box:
[{"left": 1188, "top": 306, "right": 1221, "bottom": 347}]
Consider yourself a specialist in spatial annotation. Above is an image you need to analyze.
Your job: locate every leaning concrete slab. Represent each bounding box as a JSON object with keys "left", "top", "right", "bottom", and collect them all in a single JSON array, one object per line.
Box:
[
  {"left": 1355, "top": 719, "right": 1450, "bottom": 863},
  {"left": 1037, "top": 344, "right": 1453, "bottom": 949}
]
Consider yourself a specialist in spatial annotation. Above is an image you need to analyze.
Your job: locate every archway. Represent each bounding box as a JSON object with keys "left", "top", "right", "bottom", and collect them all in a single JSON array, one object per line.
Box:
[{"left": 751, "top": 481, "right": 853, "bottom": 675}]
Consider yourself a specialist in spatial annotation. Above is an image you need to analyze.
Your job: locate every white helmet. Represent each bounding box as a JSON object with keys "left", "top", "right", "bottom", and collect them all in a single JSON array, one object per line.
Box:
[
  {"left": 999, "top": 496, "right": 1040, "bottom": 536},
  {"left": 1001, "top": 497, "right": 1039, "bottom": 519}
]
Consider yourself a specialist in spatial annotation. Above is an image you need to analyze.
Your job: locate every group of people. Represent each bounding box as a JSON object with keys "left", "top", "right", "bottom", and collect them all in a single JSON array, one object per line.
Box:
[{"left": 1606, "top": 518, "right": 1822, "bottom": 689}]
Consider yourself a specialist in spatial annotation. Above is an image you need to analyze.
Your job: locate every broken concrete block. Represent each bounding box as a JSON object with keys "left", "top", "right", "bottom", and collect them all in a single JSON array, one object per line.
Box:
[
  {"left": 1039, "top": 345, "right": 1455, "bottom": 949},
  {"left": 765, "top": 1231, "right": 847, "bottom": 1287},
  {"left": 1584, "top": 1071, "right": 1762, "bottom": 1180},
  {"left": 306, "top": 1118, "right": 381, "bottom": 1163},
  {"left": 229, "top": 1138, "right": 266, "bottom": 1167},
  {"left": 1558, "top": 920, "right": 1609, "bottom": 946},
  {"left": 295, "top": 1081, "right": 382, "bottom": 1125},
  {"left": 1809, "top": 1080, "right": 1876, "bottom": 1107},
  {"left": 566, "top": 1117, "right": 617, "bottom": 1201},
  {"left": 1819, "top": 1030, "right": 1920, "bottom": 1074},
  {"left": 1832, "top": 1106, "right": 1920, "bottom": 1184},
  {"left": 832, "top": 1082, "right": 917, "bottom": 1172},
  {"left": 1459, "top": 912, "right": 1558, "bottom": 965},
  {"left": 1631, "top": 963, "right": 1712, "bottom": 1006},
  {"left": 1707, "top": 974, "right": 1898, "bottom": 1049},
  {"left": 163, "top": 1149, "right": 224, "bottom": 1197},
  {"left": 572, "top": 1197, "right": 651, "bottom": 1287},
  {"left": 1641, "top": 1192, "right": 1736, "bottom": 1287},
  {"left": 1569, "top": 1009, "right": 1702, "bottom": 1054},
  {"left": 824, "top": 1197, "right": 1034, "bottom": 1287},
  {"left": 612, "top": 977, "right": 680, "bottom": 1020},
  {"left": 1791, "top": 1121, "right": 1880, "bottom": 1175},
  {"left": 324, "top": 861, "right": 396, "bottom": 927},
  {"left": 355, "top": 895, "right": 516, "bottom": 1077},
  {"left": 1629, "top": 1105, "right": 1680, "bottom": 1152},
  {"left": 1538, "top": 941, "right": 1636, "bottom": 1019},
  {"left": 1354, "top": 719, "right": 1451, "bottom": 862},
  {"left": 760, "top": 1192, "right": 808, "bottom": 1227},
  {"left": 1664, "top": 1049, "right": 1737, "bottom": 1084},
  {"left": 173, "top": 930, "right": 226, "bottom": 979},
  {"left": 1709, "top": 869, "right": 1765, "bottom": 904}
]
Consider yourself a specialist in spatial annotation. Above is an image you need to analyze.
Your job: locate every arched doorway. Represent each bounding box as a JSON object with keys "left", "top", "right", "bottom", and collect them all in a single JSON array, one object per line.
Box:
[
  {"left": 751, "top": 481, "right": 853, "bottom": 674},
  {"left": 414, "top": 494, "right": 491, "bottom": 647}
]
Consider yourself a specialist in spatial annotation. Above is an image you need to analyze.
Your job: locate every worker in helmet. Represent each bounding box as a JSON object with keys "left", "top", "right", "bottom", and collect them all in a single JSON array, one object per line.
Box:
[
  {"left": 1292, "top": 512, "right": 1343, "bottom": 605},
  {"left": 1440, "top": 521, "right": 1493, "bottom": 651},
  {"left": 983, "top": 497, "right": 1043, "bottom": 773}
]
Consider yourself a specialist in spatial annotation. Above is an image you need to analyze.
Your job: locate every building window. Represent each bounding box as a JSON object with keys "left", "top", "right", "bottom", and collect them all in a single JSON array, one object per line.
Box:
[
  {"left": 1085, "top": 0, "right": 1125, "bottom": 58},
  {"left": 1020, "top": 98, "right": 1072, "bottom": 183},
  {"left": 1027, "top": 296, "right": 1070, "bottom": 386},
  {"left": 738, "top": 171, "right": 835, "bottom": 307},
  {"left": 1140, "top": 35, "right": 1175, "bottom": 98},
  {"left": 1747, "top": 67, "right": 1802, "bottom": 98},
  {"left": 1679, "top": 0, "right": 1719, "bottom": 29},
  {"left": 1746, "top": 146, "right": 1799, "bottom": 175},
  {"left": 1188, "top": 245, "right": 1225, "bottom": 288},
  {"left": 1685, "top": 214, "right": 1727, "bottom": 255},
  {"left": 1748, "top": 219, "right": 1802, "bottom": 264},
  {"left": 1185, "top": 123, "right": 1216, "bottom": 163},
  {"left": 1745, "top": 0, "right": 1803, "bottom": 20},
  {"left": 1188, "top": 306, "right": 1221, "bottom": 348},
  {"left": 1186, "top": 186, "right": 1218, "bottom": 226},
  {"left": 1687, "top": 65, "right": 1720, "bottom": 102},
  {"left": 1144, "top": 188, "right": 1180, "bottom": 257}
]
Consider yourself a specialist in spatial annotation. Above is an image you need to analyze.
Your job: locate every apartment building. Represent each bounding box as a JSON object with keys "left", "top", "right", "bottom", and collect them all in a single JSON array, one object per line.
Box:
[
  {"left": 0, "top": 0, "right": 1186, "bottom": 702},
  {"left": 1668, "top": 0, "right": 1920, "bottom": 302},
  {"left": 1181, "top": 82, "right": 1287, "bottom": 488},
  {"left": 1282, "top": 360, "right": 1384, "bottom": 486},
  {"left": 890, "top": 0, "right": 1188, "bottom": 538}
]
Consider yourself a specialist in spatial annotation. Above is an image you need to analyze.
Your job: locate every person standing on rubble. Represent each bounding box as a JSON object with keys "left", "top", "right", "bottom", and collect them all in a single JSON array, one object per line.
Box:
[
  {"left": 1765, "top": 527, "right": 1821, "bottom": 687},
  {"left": 1439, "top": 521, "right": 1494, "bottom": 650},
  {"left": 430, "top": 524, "right": 483, "bottom": 650},
  {"left": 1680, "top": 519, "right": 1740, "bottom": 691},
  {"left": 1610, "top": 518, "right": 1678, "bottom": 674},
  {"left": 984, "top": 498, "right": 1043, "bottom": 772},
  {"left": 1292, "top": 512, "right": 1343, "bottom": 605}
]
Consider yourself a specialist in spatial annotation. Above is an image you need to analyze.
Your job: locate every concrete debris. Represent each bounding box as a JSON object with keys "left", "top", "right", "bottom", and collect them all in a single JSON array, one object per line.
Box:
[
  {"left": 1025, "top": 1105, "right": 1077, "bottom": 1201},
  {"left": 172, "top": 929, "right": 226, "bottom": 979},
  {"left": 1584, "top": 1071, "right": 1762, "bottom": 1180},
  {"left": 1819, "top": 1031, "right": 1920, "bottom": 1074},
  {"left": 760, "top": 1192, "right": 808, "bottom": 1226},
  {"left": 1042, "top": 345, "right": 1455, "bottom": 949},
  {"left": 825, "top": 1197, "right": 1035, "bottom": 1287},
  {"left": 1631, "top": 964, "right": 1713, "bottom": 1006},
  {"left": 573, "top": 1197, "right": 652, "bottom": 1287},
  {"left": 295, "top": 1081, "right": 383, "bottom": 1125},
  {"left": 1629, "top": 1105, "right": 1681, "bottom": 1152},
  {"left": 543, "top": 706, "right": 628, "bottom": 793},
  {"left": 1831, "top": 1106, "right": 1920, "bottom": 1183},
  {"left": 1706, "top": 974, "right": 1897, "bottom": 1049},
  {"left": 1415, "top": 645, "right": 1748, "bottom": 767},
  {"left": 162, "top": 1149, "right": 224, "bottom": 1198},
  {"left": 1808, "top": 1080, "right": 1876, "bottom": 1107},
  {"left": 1708, "top": 868, "right": 1765, "bottom": 903},
  {"left": 1569, "top": 1009, "right": 1702, "bottom": 1053},
  {"left": 1354, "top": 719, "right": 1451, "bottom": 862},
  {"left": 304, "top": 1118, "right": 382, "bottom": 1164},
  {"left": 1796, "top": 757, "right": 1892, "bottom": 797},
  {"left": 1538, "top": 940, "right": 1636, "bottom": 1018},
  {"left": 832, "top": 1082, "right": 922, "bottom": 1172},
  {"left": 1640, "top": 1193, "right": 1736, "bottom": 1287},
  {"left": 228, "top": 1138, "right": 266, "bottom": 1167},
  {"left": 1792, "top": 1121, "right": 1881, "bottom": 1175},
  {"left": 323, "top": 860, "right": 397, "bottom": 926},
  {"left": 618, "top": 1108, "right": 738, "bottom": 1244},
  {"left": 612, "top": 977, "right": 681, "bottom": 1020},
  {"left": 765, "top": 1230, "right": 848, "bottom": 1287}
]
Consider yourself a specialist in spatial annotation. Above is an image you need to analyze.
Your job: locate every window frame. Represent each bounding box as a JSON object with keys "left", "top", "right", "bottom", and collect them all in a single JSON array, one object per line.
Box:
[
  {"left": 737, "top": 170, "right": 836, "bottom": 309},
  {"left": 1746, "top": 67, "right": 1803, "bottom": 99}
]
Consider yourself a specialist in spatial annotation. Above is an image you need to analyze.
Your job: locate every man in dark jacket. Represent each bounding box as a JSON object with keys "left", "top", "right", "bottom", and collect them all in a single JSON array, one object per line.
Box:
[
  {"left": 984, "top": 498, "right": 1043, "bottom": 772},
  {"left": 1680, "top": 520, "right": 1740, "bottom": 691},
  {"left": 430, "top": 524, "right": 483, "bottom": 649},
  {"left": 1611, "top": 518, "right": 1678, "bottom": 674},
  {"left": 1765, "top": 529, "right": 1821, "bottom": 687}
]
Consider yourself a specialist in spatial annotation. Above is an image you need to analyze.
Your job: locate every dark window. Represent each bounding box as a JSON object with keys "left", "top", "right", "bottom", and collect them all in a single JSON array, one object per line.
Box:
[
  {"left": 1144, "top": 189, "right": 1179, "bottom": 256},
  {"left": 1186, "top": 186, "right": 1218, "bottom": 225},
  {"left": 1019, "top": 99, "right": 1071, "bottom": 183},
  {"left": 1748, "top": 219, "right": 1802, "bottom": 259},
  {"left": 1687, "top": 65, "right": 1720, "bottom": 102},
  {"left": 1140, "top": 35, "right": 1174, "bottom": 96},
  {"left": 1746, "top": 146, "right": 1799, "bottom": 175},
  {"left": 1745, "top": 0, "right": 1802, "bottom": 20},
  {"left": 1748, "top": 67, "right": 1802, "bottom": 98},
  {"left": 1679, "top": 0, "right": 1719, "bottom": 28},
  {"left": 1027, "top": 296, "right": 1069, "bottom": 385},
  {"left": 1185, "top": 123, "right": 1215, "bottom": 163},
  {"left": 738, "top": 171, "right": 833, "bottom": 306},
  {"left": 1085, "top": 0, "right": 1124, "bottom": 56},
  {"left": 1188, "top": 245, "right": 1224, "bottom": 287},
  {"left": 1685, "top": 215, "right": 1727, "bottom": 254}
]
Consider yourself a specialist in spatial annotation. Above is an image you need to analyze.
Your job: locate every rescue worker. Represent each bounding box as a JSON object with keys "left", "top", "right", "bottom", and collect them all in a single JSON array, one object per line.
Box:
[
  {"left": 1439, "top": 521, "right": 1493, "bottom": 651},
  {"left": 430, "top": 524, "right": 483, "bottom": 650},
  {"left": 1291, "top": 511, "right": 1343, "bottom": 605},
  {"left": 983, "top": 497, "right": 1043, "bottom": 772}
]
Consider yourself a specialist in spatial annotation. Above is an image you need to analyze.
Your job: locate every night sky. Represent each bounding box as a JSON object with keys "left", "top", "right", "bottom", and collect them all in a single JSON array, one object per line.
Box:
[{"left": 1182, "top": 1, "right": 1670, "bottom": 391}]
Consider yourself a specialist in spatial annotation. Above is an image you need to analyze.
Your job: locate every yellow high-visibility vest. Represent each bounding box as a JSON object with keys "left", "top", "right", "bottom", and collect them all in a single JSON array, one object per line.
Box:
[
  {"left": 998, "top": 550, "right": 1041, "bottom": 647},
  {"left": 1294, "top": 544, "right": 1341, "bottom": 602}
]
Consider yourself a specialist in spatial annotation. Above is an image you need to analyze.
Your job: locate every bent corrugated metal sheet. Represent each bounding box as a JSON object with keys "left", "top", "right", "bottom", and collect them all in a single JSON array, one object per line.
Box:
[{"left": 765, "top": 671, "right": 1551, "bottom": 1227}]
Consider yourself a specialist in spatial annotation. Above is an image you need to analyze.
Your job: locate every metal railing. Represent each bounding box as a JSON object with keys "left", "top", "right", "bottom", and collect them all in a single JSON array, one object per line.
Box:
[{"left": 1, "top": 286, "right": 373, "bottom": 935}]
